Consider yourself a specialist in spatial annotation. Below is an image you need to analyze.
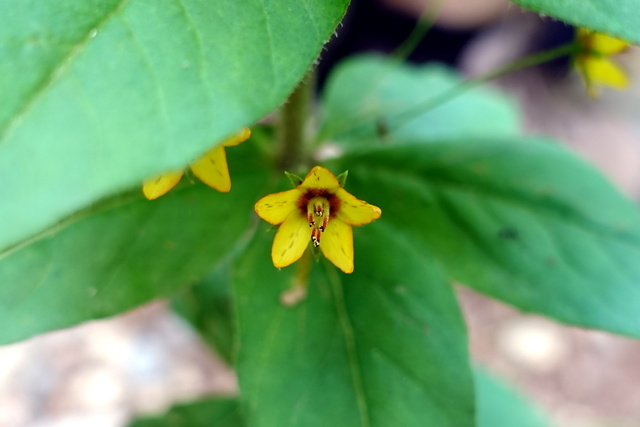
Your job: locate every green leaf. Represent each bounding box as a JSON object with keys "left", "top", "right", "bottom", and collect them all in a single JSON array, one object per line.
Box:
[
  {"left": 233, "top": 222, "right": 475, "bottom": 427},
  {"left": 0, "top": 0, "right": 348, "bottom": 253},
  {"left": 0, "top": 143, "right": 269, "bottom": 345},
  {"left": 319, "top": 55, "right": 519, "bottom": 146},
  {"left": 509, "top": 0, "right": 640, "bottom": 44},
  {"left": 475, "top": 369, "right": 549, "bottom": 427},
  {"left": 128, "top": 397, "right": 245, "bottom": 427},
  {"left": 326, "top": 139, "right": 640, "bottom": 337},
  {"left": 172, "top": 262, "right": 236, "bottom": 365}
]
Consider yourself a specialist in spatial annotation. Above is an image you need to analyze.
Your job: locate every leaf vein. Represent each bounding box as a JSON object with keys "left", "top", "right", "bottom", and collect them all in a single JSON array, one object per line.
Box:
[
  {"left": 172, "top": 0, "right": 210, "bottom": 88},
  {"left": 257, "top": 0, "right": 279, "bottom": 99},
  {"left": 117, "top": 15, "right": 172, "bottom": 137},
  {"left": 326, "top": 263, "right": 371, "bottom": 427},
  {"left": 0, "top": 0, "right": 132, "bottom": 144}
]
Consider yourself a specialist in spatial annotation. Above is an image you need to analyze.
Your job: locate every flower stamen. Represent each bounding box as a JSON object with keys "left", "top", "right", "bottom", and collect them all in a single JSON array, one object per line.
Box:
[
  {"left": 311, "top": 227, "right": 321, "bottom": 247},
  {"left": 307, "top": 197, "right": 330, "bottom": 246}
]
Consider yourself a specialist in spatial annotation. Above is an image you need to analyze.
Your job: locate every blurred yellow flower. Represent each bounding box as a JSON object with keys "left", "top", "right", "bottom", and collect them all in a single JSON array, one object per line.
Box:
[
  {"left": 575, "top": 28, "right": 630, "bottom": 97},
  {"left": 142, "top": 128, "right": 251, "bottom": 200},
  {"left": 255, "top": 166, "right": 381, "bottom": 274}
]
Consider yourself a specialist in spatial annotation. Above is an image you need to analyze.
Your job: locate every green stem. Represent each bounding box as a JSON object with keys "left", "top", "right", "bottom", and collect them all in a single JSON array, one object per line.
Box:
[
  {"left": 276, "top": 69, "right": 315, "bottom": 171},
  {"left": 392, "top": 0, "right": 445, "bottom": 61},
  {"left": 389, "top": 42, "right": 579, "bottom": 130},
  {"left": 480, "top": 42, "right": 579, "bottom": 83},
  {"left": 322, "top": 42, "right": 580, "bottom": 141}
]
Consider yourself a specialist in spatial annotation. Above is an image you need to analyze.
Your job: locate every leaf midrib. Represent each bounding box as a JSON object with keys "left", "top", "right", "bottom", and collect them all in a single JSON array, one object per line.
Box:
[{"left": 326, "top": 263, "right": 371, "bottom": 427}]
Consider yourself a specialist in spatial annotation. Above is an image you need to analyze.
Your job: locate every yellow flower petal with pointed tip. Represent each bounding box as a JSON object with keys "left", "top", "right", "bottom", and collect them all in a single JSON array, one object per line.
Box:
[
  {"left": 255, "top": 166, "right": 381, "bottom": 273},
  {"left": 319, "top": 219, "right": 354, "bottom": 274},
  {"left": 189, "top": 145, "right": 231, "bottom": 192},
  {"left": 578, "top": 55, "right": 629, "bottom": 98},
  {"left": 300, "top": 166, "right": 341, "bottom": 190},
  {"left": 224, "top": 128, "right": 251, "bottom": 147},
  {"left": 190, "top": 128, "right": 251, "bottom": 192},
  {"left": 272, "top": 212, "right": 312, "bottom": 269},
  {"left": 142, "top": 170, "right": 184, "bottom": 200},
  {"left": 335, "top": 188, "right": 382, "bottom": 226},
  {"left": 254, "top": 188, "right": 302, "bottom": 225},
  {"left": 582, "top": 56, "right": 629, "bottom": 88}
]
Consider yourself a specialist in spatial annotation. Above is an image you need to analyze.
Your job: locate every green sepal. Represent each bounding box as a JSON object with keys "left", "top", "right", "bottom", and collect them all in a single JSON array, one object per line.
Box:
[
  {"left": 336, "top": 170, "right": 349, "bottom": 187},
  {"left": 284, "top": 171, "right": 304, "bottom": 187}
]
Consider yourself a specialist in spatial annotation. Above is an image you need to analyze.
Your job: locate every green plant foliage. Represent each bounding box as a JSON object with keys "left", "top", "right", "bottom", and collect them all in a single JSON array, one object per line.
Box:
[
  {"left": 128, "top": 397, "right": 245, "bottom": 427},
  {"left": 475, "top": 369, "right": 548, "bottom": 427},
  {"left": 172, "top": 262, "right": 237, "bottom": 365},
  {"left": 0, "top": 0, "right": 349, "bottom": 253},
  {"left": 319, "top": 55, "right": 519, "bottom": 145},
  {"left": 126, "top": 369, "right": 550, "bottom": 427},
  {"left": 509, "top": 0, "right": 640, "bottom": 44},
  {"left": 0, "top": 144, "right": 269, "bottom": 345},
  {"left": 4, "top": 2, "right": 640, "bottom": 425},
  {"left": 233, "top": 223, "right": 475, "bottom": 427},
  {"left": 326, "top": 140, "right": 640, "bottom": 337}
]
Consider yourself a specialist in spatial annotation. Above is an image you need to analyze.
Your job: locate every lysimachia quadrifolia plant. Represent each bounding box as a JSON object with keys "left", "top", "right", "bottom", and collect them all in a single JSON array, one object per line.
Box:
[{"left": 3, "top": 1, "right": 640, "bottom": 427}]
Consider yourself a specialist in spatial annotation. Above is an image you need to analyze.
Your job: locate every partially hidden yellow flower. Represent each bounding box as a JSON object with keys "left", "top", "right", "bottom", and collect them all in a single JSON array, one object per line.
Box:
[
  {"left": 575, "top": 28, "right": 630, "bottom": 97},
  {"left": 255, "top": 166, "right": 381, "bottom": 274},
  {"left": 142, "top": 128, "right": 251, "bottom": 200}
]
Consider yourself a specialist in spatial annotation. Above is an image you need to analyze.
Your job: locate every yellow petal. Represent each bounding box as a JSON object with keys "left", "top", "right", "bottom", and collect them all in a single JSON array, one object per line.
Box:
[
  {"left": 272, "top": 212, "right": 310, "bottom": 269},
  {"left": 189, "top": 146, "right": 231, "bottom": 192},
  {"left": 320, "top": 219, "right": 354, "bottom": 274},
  {"left": 582, "top": 56, "right": 629, "bottom": 91},
  {"left": 589, "top": 32, "right": 629, "bottom": 55},
  {"left": 223, "top": 127, "right": 251, "bottom": 147},
  {"left": 300, "top": 166, "right": 340, "bottom": 190},
  {"left": 142, "top": 170, "right": 184, "bottom": 200},
  {"left": 255, "top": 188, "right": 302, "bottom": 225},
  {"left": 335, "top": 188, "right": 381, "bottom": 226}
]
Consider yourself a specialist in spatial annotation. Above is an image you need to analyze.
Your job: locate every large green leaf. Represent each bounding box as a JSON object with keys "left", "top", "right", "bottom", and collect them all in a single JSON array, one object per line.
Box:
[
  {"left": 127, "top": 370, "right": 550, "bottom": 427},
  {"left": 0, "top": 0, "right": 348, "bottom": 253},
  {"left": 326, "top": 139, "right": 640, "bottom": 337},
  {"left": 0, "top": 143, "right": 270, "bottom": 345},
  {"left": 233, "top": 222, "right": 474, "bottom": 427},
  {"left": 172, "top": 262, "right": 236, "bottom": 365},
  {"left": 319, "top": 55, "right": 519, "bottom": 145},
  {"left": 509, "top": 0, "right": 640, "bottom": 44},
  {"left": 128, "top": 397, "right": 245, "bottom": 427}
]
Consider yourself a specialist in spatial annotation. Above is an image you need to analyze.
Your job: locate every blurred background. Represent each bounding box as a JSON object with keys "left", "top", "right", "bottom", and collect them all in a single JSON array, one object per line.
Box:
[{"left": 3, "top": 0, "right": 640, "bottom": 426}]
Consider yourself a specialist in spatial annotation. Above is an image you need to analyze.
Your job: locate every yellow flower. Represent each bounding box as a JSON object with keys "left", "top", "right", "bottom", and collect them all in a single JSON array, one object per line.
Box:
[
  {"left": 255, "top": 166, "right": 381, "bottom": 274},
  {"left": 142, "top": 128, "right": 251, "bottom": 200},
  {"left": 575, "top": 28, "right": 630, "bottom": 97}
]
